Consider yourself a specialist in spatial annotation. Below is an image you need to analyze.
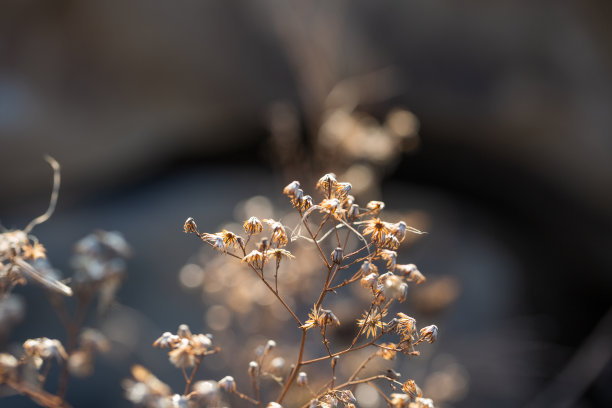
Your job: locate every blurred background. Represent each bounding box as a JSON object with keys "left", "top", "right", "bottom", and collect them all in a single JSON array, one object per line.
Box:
[{"left": 1, "top": 1, "right": 611, "bottom": 407}]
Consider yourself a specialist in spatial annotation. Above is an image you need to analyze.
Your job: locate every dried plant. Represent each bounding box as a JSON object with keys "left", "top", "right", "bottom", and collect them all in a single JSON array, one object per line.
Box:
[
  {"left": 0, "top": 157, "right": 129, "bottom": 408},
  {"left": 127, "top": 173, "right": 439, "bottom": 408}
]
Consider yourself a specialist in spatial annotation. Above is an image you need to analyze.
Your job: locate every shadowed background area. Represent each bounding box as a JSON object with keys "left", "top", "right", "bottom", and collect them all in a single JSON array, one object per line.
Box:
[{"left": 1, "top": 1, "right": 611, "bottom": 407}]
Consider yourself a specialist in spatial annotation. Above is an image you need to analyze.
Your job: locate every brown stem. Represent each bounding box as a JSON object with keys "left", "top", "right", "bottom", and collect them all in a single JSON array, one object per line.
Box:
[
  {"left": 57, "top": 291, "right": 93, "bottom": 399},
  {"left": 276, "top": 328, "right": 307, "bottom": 403},
  {"left": 184, "top": 354, "right": 203, "bottom": 395}
]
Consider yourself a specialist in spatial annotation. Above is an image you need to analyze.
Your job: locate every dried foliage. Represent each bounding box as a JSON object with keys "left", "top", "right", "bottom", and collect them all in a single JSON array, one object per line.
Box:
[{"left": 127, "top": 173, "right": 439, "bottom": 407}]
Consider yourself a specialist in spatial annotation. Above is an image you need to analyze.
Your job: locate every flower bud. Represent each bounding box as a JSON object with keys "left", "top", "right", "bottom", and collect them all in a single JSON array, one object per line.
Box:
[
  {"left": 184, "top": 218, "right": 198, "bottom": 233},
  {"left": 248, "top": 361, "right": 260, "bottom": 377},
  {"left": 218, "top": 376, "right": 236, "bottom": 392},
  {"left": 361, "top": 273, "right": 378, "bottom": 289},
  {"left": 419, "top": 325, "right": 438, "bottom": 343},
  {"left": 177, "top": 324, "right": 192, "bottom": 338},
  {"left": 331, "top": 247, "right": 343, "bottom": 264},
  {"left": 283, "top": 181, "right": 301, "bottom": 198},
  {"left": 347, "top": 204, "right": 359, "bottom": 221},
  {"left": 244, "top": 217, "right": 263, "bottom": 235},
  {"left": 264, "top": 339, "right": 276, "bottom": 354},
  {"left": 297, "top": 371, "right": 308, "bottom": 386}
]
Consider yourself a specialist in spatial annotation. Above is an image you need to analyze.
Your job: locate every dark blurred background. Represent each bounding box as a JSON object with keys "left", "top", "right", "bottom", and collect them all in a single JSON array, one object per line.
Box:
[{"left": 1, "top": 1, "right": 611, "bottom": 407}]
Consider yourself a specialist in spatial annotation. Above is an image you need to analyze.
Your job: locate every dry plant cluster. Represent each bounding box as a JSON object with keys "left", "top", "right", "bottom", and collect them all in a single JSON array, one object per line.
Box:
[
  {"left": 1, "top": 160, "right": 440, "bottom": 408},
  {"left": 0, "top": 158, "right": 129, "bottom": 408},
  {"left": 124, "top": 173, "right": 439, "bottom": 408}
]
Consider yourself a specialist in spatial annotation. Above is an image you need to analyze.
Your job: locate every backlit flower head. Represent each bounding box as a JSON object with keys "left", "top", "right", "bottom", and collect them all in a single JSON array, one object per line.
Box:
[
  {"left": 242, "top": 250, "right": 265, "bottom": 269},
  {"left": 379, "top": 249, "right": 397, "bottom": 270},
  {"left": 363, "top": 218, "right": 389, "bottom": 244},
  {"left": 366, "top": 200, "right": 385, "bottom": 214},
  {"left": 419, "top": 325, "right": 438, "bottom": 344},
  {"left": 184, "top": 217, "right": 198, "bottom": 234},
  {"left": 264, "top": 219, "right": 288, "bottom": 248},
  {"left": 243, "top": 216, "right": 263, "bottom": 235},
  {"left": 356, "top": 308, "right": 387, "bottom": 338},
  {"left": 201, "top": 233, "right": 227, "bottom": 253},
  {"left": 219, "top": 230, "right": 241, "bottom": 250},
  {"left": 283, "top": 181, "right": 301, "bottom": 198},
  {"left": 316, "top": 173, "right": 337, "bottom": 195}
]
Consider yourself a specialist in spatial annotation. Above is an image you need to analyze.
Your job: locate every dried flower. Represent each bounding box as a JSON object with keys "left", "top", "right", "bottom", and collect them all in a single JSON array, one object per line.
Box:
[
  {"left": 319, "top": 198, "right": 342, "bottom": 215},
  {"left": 419, "top": 325, "right": 438, "bottom": 343},
  {"left": 220, "top": 230, "right": 242, "bottom": 249},
  {"left": 390, "top": 393, "right": 410, "bottom": 408},
  {"left": 359, "top": 261, "right": 378, "bottom": 276},
  {"left": 395, "top": 264, "right": 426, "bottom": 284},
  {"left": 316, "top": 173, "right": 338, "bottom": 194},
  {"left": 361, "top": 272, "right": 378, "bottom": 289},
  {"left": 357, "top": 308, "right": 387, "bottom": 338},
  {"left": 266, "top": 248, "right": 295, "bottom": 264},
  {"left": 242, "top": 250, "right": 265, "bottom": 269},
  {"left": 301, "top": 305, "right": 340, "bottom": 329},
  {"left": 366, "top": 200, "right": 385, "bottom": 213},
  {"left": 382, "top": 235, "right": 401, "bottom": 250},
  {"left": 244, "top": 217, "right": 263, "bottom": 235},
  {"left": 154, "top": 332, "right": 180, "bottom": 349},
  {"left": 389, "top": 221, "right": 407, "bottom": 242},
  {"left": 396, "top": 313, "right": 417, "bottom": 340},
  {"left": 21, "top": 242, "right": 47, "bottom": 260},
  {"left": 382, "top": 274, "right": 408, "bottom": 302},
  {"left": 201, "top": 233, "right": 227, "bottom": 253},
  {"left": 283, "top": 181, "right": 301, "bottom": 198},
  {"left": 377, "top": 343, "right": 398, "bottom": 360},
  {"left": 335, "top": 182, "right": 352, "bottom": 198},
  {"left": 402, "top": 379, "right": 418, "bottom": 399},
  {"left": 218, "top": 375, "right": 236, "bottom": 392},
  {"left": 168, "top": 339, "right": 195, "bottom": 368},
  {"left": 184, "top": 217, "right": 198, "bottom": 233},
  {"left": 347, "top": 203, "right": 360, "bottom": 220},
  {"left": 363, "top": 218, "right": 389, "bottom": 244},
  {"left": 413, "top": 397, "right": 434, "bottom": 408},
  {"left": 265, "top": 220, "right": 288, "bottom": 248},
  {"left": 379, "top": 249, "right": 397, "bottom": 270},
  {"left": 23, "top": 337, "right": 68, "bottom": 362}
]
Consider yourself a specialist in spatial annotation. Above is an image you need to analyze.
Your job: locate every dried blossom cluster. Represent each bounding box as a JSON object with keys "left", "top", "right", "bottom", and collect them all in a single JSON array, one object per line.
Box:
[
  {"left": 133, "top": 172, "right": 440, "bottom": 408},
  {"left": 1, "top": 158, "right": 128, "bottom": 408}
]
